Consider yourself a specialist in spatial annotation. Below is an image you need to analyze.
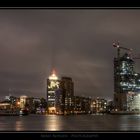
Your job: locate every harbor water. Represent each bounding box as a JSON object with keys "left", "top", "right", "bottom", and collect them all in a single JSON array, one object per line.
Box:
[{"left": 0, "top": 114, "right": 140, "bottom": 131}]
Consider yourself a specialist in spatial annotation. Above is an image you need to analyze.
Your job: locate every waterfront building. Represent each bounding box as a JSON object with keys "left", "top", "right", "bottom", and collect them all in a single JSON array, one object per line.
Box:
[
  {"left": 0, "top": 102, "right": 11, "bottom": 110},
  {"left": 60, "top": 77, "right": 74, "bottom": 114},
  {"left": 90, "top": 97, "right": 107, "bottom": 113},
  {"left": 25, "top": 97, "right": 35, "bottom": 112},
  {"left": 107, "top": 100, "right": 114, "bottom": 112},
  {"left": 47, "top": 70, "right": 98, "bottom": 115},
  {"left": 73, "top": 96, "right": 81, "bottom": 113},
  {"left": 74, "top": 96, "right": 91, "bottom": 114},
  {"left": 114, "top": 53, "right": 135, "bottom": 93},
  {"left": 4, "top": 95, "right": 18, "bottom": 105},
  {"left": 114, "top": 49, "right": 140, "bottom": 111},
  {"left": 46, "top": 70, "right": 60, "bottom": 114},
  {"left": 46, "top": 70, "right": 75, "bottom": 115},
  {"left": 127, "top": 92, "right": 140, "bottom": 111},
  {"left": 81, "top": 96, "right": 91, "bottom": 113},
  {"left": 2, "top": 95, "right": 20, "bottom": 109},
  {"left": 55, "top": 88, "right": 64, "bottom": 114},
  {"left": 19, "top": 95, "right": 28, "bottom": 109}
]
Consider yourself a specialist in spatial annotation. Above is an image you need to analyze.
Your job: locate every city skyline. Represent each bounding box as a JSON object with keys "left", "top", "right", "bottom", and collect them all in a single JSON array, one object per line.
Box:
[{"left": 1, "top": 10, "right": 140, "bottom": 99}]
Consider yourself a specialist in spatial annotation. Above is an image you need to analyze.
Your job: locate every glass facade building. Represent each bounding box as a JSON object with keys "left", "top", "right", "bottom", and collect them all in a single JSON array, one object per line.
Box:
[
  {"left": 114, "top": 53, "right": 135, "bottom": 94},
  {"left": 114, "top": 52, "right": 140, "bottom": 111}
]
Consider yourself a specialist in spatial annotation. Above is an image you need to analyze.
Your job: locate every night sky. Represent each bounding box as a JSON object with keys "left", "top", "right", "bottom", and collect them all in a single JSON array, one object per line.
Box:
[{"left": 0, "top": 9, "right": 140, "bottom": 100}]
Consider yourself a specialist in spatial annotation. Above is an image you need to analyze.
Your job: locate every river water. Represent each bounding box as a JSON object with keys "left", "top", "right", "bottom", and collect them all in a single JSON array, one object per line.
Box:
[{"left": 0, "top": 114, "right": 140, "bottom": 131}]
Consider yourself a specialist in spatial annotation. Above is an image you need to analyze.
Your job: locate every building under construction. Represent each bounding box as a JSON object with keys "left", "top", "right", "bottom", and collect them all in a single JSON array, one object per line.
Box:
[{"left": 113, "top": 42, "right": 140, "bottom": 111}]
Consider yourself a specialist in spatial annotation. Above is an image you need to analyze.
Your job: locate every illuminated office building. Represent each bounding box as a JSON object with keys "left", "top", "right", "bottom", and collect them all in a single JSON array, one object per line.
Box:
[
  {"left": 114, "top": 53, "right": 135, "bottom": 94},
  {"left": 46, "top": 71, "right": 74, "bottom": 114}
]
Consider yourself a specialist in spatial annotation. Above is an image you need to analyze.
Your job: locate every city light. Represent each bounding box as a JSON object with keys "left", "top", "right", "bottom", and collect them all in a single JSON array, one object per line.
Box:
[
  {"left": 49, "top": 69, "right": 58, "bottom": 80},
  {"left": 49, "top": 74, "right": 58, "bottom": 80},
  {"left": 17, "top": 102, "right": 20, "bottom": 105}
]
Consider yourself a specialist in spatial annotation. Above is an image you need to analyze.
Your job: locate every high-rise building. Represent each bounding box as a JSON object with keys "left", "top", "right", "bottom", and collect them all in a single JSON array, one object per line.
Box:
[
  {"left": 114, "top": 51, "right": 140, "bottom": 111},
  {"left": 46, "top": 71, "right": 74, "bottom": 115},
  {"left": 46, "top": 70, "right": 60, "bottom": 114},
  {"left": 114, "top": 53, "right": 135, "bottom": 94},
  {"left": 114, "top": 53, "right": 135, "bottom": 110},
  {"left": 60, "top": 77, "right": 74, "bottom": 114},
  {"left": 55, "top": 88, "right": 64, "bottom": 114}
]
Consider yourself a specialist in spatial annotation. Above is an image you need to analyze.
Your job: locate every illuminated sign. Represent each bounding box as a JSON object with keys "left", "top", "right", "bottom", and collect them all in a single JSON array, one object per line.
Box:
[{"left": 48, "top": 80, "right": 60, "bottom": 90}]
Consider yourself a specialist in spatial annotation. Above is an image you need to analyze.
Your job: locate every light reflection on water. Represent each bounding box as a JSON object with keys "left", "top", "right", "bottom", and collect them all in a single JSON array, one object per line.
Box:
[
  {"left": 15, "top": 120, "right": 23, "bottom": 131},
  {"left": 44, "top": 115, "right": 62, "bottom": 131},
  {"left": 1, "top": 114, "right": 140, "bottom": 131}
]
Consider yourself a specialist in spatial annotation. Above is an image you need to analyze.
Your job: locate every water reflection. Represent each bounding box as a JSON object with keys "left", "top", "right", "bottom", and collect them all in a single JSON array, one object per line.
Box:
[
  {"left": 1, "top": 114, "right": 140, "bottom": 131},
  {"left": 15, "top": 120, "right": 23, "bottom": 131},
  {"left": 44, "top": 115, "right": 62, "bottom": 131},
  {"left": 119, "top": 115, "right": 140, "bottom": 131}
]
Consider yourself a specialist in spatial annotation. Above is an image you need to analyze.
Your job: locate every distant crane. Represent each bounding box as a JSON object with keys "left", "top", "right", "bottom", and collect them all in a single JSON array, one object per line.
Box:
[{"left": 113, "top": 42, "right": 133, "bottom": 58}]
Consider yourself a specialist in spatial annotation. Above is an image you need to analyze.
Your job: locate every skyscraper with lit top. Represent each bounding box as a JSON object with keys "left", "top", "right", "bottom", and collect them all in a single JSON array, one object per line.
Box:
[
  {"left": 46, "top": 70, "right": 74, "bottom": 114},
  {"left": 46, "top": 70, "right": 60, "bottom": 114}
]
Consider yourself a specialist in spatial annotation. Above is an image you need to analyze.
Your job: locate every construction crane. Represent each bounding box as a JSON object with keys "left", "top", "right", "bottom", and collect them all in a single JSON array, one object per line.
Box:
[
  {"left": 131, "top": 53, "right": 140, "bottom": 60},
  {"left": 113, "top": 42, "right": 133, "bottom": 58}
]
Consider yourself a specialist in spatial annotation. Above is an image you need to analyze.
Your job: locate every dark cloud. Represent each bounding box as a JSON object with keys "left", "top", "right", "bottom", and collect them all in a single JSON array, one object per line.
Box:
[{"left": 0, "top": 9, "right": 140, "bottom": 100}]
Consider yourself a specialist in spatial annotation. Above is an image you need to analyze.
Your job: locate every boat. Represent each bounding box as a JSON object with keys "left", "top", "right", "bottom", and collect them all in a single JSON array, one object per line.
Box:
[{"left": 19, "top": 109, "right": 29, "bottom": 116}]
